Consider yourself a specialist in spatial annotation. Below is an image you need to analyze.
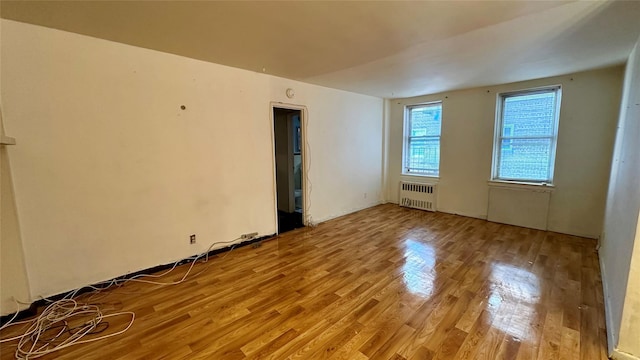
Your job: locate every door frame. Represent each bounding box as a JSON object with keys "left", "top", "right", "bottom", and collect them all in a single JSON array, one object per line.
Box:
[{"left": 270, "top": 102, "right": 308, "bottom": 233}]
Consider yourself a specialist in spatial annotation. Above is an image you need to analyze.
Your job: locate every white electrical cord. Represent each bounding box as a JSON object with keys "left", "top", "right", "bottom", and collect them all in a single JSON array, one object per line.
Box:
[
  {"left": 302, "top": 112, "right": 316, "bottom": 228},
  {"left": 0, "top": 236, "right": 247, "bottom": 358},
  {"left": 1, "top": 299, "right": 135, "bottom": 359},
  {"left": 117, "top": 237, "right": 241, "bottom": 286},
  {"left": 0, "top": 299, "right": 22, "bottom": 332},
  {"left": 43, "top": 237, "right": 243, "bottom": 301}
]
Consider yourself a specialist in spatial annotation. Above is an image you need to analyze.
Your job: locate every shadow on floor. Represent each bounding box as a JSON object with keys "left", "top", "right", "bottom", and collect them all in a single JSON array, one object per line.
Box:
[{"left": 278, "top": 210, "right": 304, "bottom": 233}]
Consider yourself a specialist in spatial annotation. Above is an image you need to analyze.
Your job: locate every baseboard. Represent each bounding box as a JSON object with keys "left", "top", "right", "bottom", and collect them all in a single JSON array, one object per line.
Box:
[
  {"left": 0, "top": 302, "right": 39, "bottom": 327},
  {"left": 612, "top": 349, "right": 640, "bottom": 360},
  {"left": 313, "top": 200, "right": 383, "bottom": 224},
  {"left": 391, "top": 201, "right": 599, "bottom": 238},
  {"left": 437, "top": 208, "right": 488, "bottom": 220},
  {"left": 387, "top": 200, "right": 490, "bottom": 220},
  {"left": 599, "top": 251, "right": 617, "bottom": 356},
  {"left": 0, "top": 233, "right": 275, "bottom": 327},
  {"left": 547, "top": 226, "right": 599, "bottom": 239}
]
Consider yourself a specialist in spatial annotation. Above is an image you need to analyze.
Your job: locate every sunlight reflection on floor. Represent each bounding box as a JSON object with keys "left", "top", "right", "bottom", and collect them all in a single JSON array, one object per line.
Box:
[
  {"left": 401, "top": 239, "right": 436, "bottom": 298},
  {"left": 488, "top": 263, "right": 541, "bottom": 341}
]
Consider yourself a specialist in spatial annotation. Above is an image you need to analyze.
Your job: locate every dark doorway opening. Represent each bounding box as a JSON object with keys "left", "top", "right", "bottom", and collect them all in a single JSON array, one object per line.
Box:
[{"left": 273, "top": 107, "right": 304, "bottom": 233}]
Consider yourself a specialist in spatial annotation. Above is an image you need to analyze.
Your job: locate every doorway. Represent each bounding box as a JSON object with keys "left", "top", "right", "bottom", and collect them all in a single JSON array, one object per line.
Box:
[{"left": 273, "top": 106, "right": 304, "bottom": 233}]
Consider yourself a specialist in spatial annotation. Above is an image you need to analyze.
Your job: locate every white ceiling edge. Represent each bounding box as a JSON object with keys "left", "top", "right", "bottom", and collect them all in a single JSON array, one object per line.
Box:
[
  {"left": 1, "top": 1, "right": 638, "bottom": 101},
  {"left": 302, "top": 1, "right": 640, "bottom": 99}
]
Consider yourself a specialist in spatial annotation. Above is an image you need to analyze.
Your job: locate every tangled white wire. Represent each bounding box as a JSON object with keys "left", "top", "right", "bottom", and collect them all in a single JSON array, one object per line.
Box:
[
  {"left": 0, "top": 299, "right": 134, "bottom": 359},
  {"left": 0, "top": 236, "right": 243, "bottom": 359}
]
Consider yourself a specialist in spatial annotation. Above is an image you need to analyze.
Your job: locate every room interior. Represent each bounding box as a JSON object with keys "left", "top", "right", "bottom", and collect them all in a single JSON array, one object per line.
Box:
[{"left": 1, "top": 1, "right": 639, "bottom": 359}]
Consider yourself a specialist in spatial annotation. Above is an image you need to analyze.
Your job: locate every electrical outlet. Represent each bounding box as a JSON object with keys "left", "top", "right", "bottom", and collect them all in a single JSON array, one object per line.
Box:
[
  {"left": 190, "top": 234, "right": 196, "bottom": 244},
  {"left": 241, "top": 232, "right": 258, "bottom": 240}
]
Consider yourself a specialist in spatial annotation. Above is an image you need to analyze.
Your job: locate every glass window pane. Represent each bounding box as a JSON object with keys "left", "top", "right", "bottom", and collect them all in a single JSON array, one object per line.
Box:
[
  {"left": 407, "top": 137, "right": 440, "bottom": 174},
  {"left": 498, "top": 138, "right": 552, "bottom": 181},
  {"left": 503, "top": 92, "right": 555, "bottom": 137},
  {"left": 410, "top": 105, "right": 442, "bottom": 137}
]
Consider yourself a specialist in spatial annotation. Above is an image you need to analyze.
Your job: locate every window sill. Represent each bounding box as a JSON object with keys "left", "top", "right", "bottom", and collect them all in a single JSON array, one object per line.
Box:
[
  {"left": 402, "top": 173, "right": 439, "bottom": 180},
  {"left": 401, "top": 174, "right": 440, "bottom": 185},
  {"left": 487, "top": 180, "right": 555, "bottom": 193}
]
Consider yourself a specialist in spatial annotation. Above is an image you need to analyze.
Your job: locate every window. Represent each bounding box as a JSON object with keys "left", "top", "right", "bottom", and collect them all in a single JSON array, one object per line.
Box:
[
  {"left": 492, "top": 87, "right": 561, "bottom": 183},
  {"left": 403, "top": 102, "right": 442, "bottom": 176}
]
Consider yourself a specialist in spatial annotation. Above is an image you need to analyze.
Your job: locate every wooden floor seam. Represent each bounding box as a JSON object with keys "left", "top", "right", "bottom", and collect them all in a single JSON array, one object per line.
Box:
[{"left": 0, "top": 204, "right": 608, "bottom": 360}]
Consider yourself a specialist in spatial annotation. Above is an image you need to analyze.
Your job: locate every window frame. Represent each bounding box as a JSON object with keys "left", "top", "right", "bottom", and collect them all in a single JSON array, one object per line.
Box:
[
  {"left": 402, "top": 101, "right": 443, "bottom": 177},
  {"left": 491, "top": 86, "right": 562, "bottom": 184}
]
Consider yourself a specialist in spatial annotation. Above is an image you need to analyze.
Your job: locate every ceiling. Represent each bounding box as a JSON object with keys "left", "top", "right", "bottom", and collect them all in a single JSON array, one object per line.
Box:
[{"left": 2, "top": 1, "right": 640, "bottom": 98}]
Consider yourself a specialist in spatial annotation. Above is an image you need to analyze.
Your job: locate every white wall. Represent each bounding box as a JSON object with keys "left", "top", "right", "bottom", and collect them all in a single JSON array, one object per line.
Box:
[
  {"left": 267, "top": 77, "right": 384, "bottom": 222},
  {"left": 619, "top": 214, "right": 640, "bottom": 359},
  {"left": 0, "top": 19, "right": 383, "bottom": 311},
  {"left": 0, "top": 11, "right": 32, "bottom": 316},
  {"left": 387, "top": 67, "right": 623, "bottom": 238},
  {"left": 1, "top": 107, "right": 34, "bottom": 318},
  {"left": 601, "top": 36, "right": 640, "bottom": 359},
  {"left": 0, "top": 141, "right": 32, "bottom": 316}
]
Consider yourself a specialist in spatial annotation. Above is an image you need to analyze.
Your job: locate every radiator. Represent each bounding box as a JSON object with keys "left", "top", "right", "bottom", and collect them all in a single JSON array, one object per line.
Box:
[{"left": 399, "top": 182, "right": 436, "bottom": 212}]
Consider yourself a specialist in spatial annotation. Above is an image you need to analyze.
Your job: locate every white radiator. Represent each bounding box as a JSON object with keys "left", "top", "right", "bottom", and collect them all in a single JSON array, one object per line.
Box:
[{"left": 399, "top": 182, "right": 436, "bottom": 212}]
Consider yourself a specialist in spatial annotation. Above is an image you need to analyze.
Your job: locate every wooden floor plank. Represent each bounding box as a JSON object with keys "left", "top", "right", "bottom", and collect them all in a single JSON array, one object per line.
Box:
[{"left": 0, "top": 205, "right": 608, "bottom": 360}]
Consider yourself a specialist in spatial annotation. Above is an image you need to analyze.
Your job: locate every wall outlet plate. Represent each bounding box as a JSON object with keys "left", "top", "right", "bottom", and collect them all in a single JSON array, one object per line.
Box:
[{"left": 190, "top": 234, "right": 196, "bottom": 244}]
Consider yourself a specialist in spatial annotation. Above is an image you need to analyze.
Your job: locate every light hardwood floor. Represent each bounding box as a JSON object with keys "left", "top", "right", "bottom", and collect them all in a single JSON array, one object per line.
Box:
[{"left": 0, "top": 204, "right": 608, "bottom": 359}]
